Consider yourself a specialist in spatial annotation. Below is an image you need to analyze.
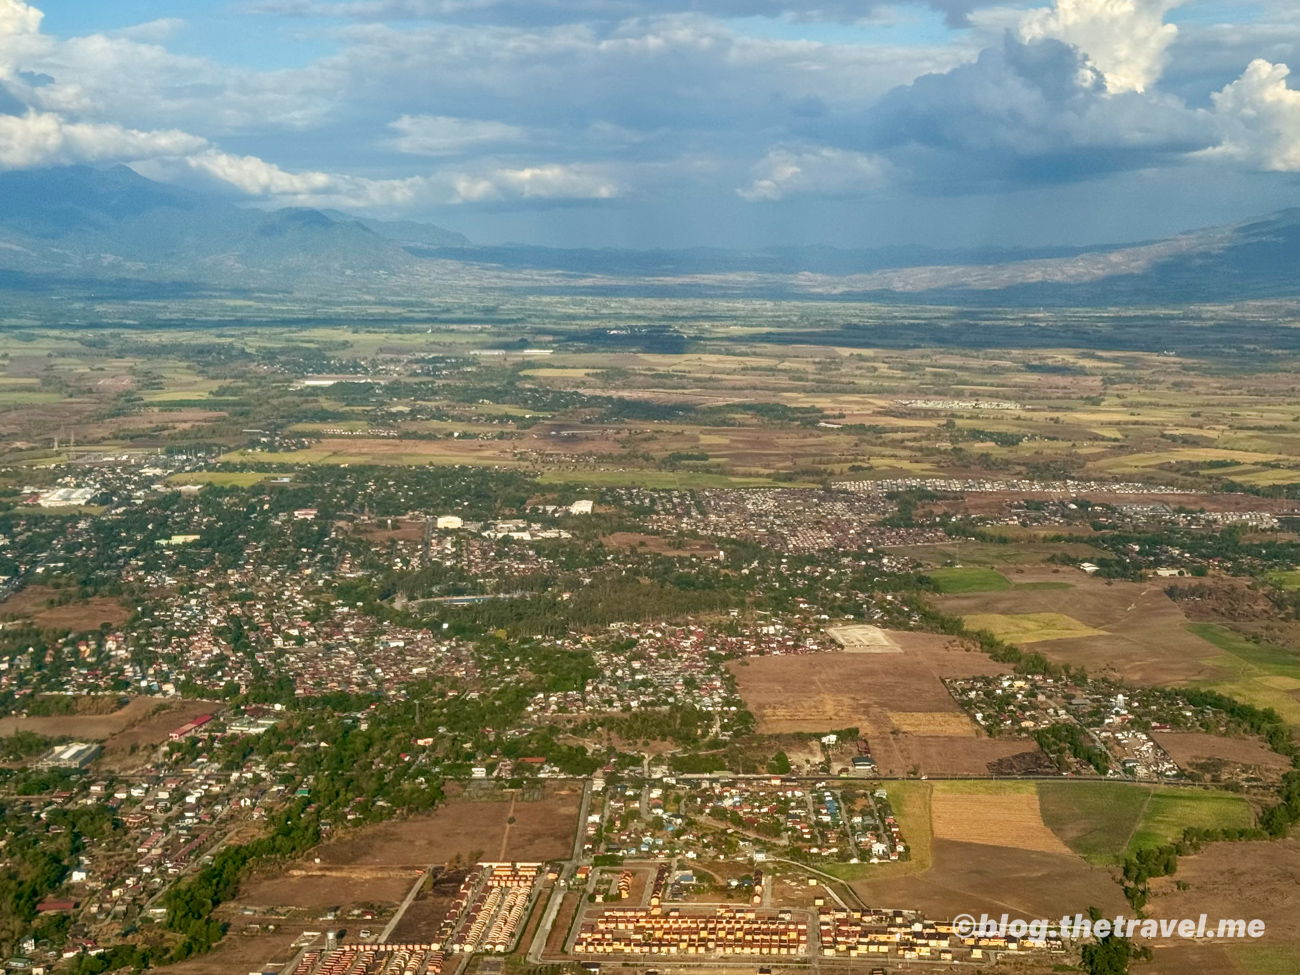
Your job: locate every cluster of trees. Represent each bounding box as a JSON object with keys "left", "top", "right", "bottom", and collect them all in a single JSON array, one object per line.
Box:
[
  {"left": 165, "top": 803, "right": 320, "bottom": 959},
  {"left": 1033, "top": 723, "right": 1110, "bottom": 775}
]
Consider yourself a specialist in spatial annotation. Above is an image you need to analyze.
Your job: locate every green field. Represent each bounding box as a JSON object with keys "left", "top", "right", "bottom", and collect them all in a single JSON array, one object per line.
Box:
[
  {"left": 536, "top": 470, "right": 816, "bottom": 489},
  {"left": 1187, "top": 622, "right": 1300, "bottom": 727},
  {"left": 168, "top": 471, "right": 281, "bottom": 487},
  {"left": 1230, "top": 945, "right": 1300, "bottom": 975},
  {"left": 1126, "top": 789, "right": 1256, "bottom": 854},
  {"left": 1037, "top": 781, "right": 1153, "bottom": 864},
  {"left": 927, "top": 567, "right": 1011, "bottom": 594},
  {"left": 1263, "top": 569, "right": 1300, "bottom": 590}
]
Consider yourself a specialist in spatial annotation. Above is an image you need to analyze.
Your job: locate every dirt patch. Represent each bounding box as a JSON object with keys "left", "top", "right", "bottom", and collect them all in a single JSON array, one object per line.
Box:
[
  {"left": 240, "top": 867, "right": 416, "bottom": 912},
  {"left": 0, "top": 695, "right": 172, "bottom": 741},
  {"left": 314, "top": 789, "right": 580, "bottom": 870},
  {"left": 852, "top": 838, "right": 1128, "bottom": 922},
  {"left": 1153, "top": 732, "right": 1293, "bottom": 771},
  {"left": 873, "top": 736, "right": 1039, "bottom": 777},
  {"left": 97, "top": 699, "right": 222, "bottom": 770},
  {"left": 930, "top": 787, "right": 1073, "bottom": 854},
  {"left": 361, "top": 518, "right": 428, "bottom": 543},
  {"left": 388, "top": 867, "right": 472, "bottom": 943},
  {"left": 730, "top": 633, "right": 1010, "bottom": 736},
  {"left": 1144, "top": 837, "right": 1300, "bottom": 948},
  {"left": 602, "top": 532, "right": 722, "bottom": 557},
  {"left": 938, "top": 576, "right": 1226, "bottom": 685},
  {"left": 0, "top": 586, "right": 127, "bottom": 629},
  {"left": 163, "top": 920, "right": 319, "bottom": 975}
]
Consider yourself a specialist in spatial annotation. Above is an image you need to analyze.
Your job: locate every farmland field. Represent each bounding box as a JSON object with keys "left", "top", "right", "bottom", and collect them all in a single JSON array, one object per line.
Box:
[
  {"left": 1127, "top": 789, "right": 1257, "bottom": 853},
  {"left": 926, "top": 567, "right": 1011, "bottom": 593},
  {"left": 961, "top": 611, "right": 1104, "bottom": 643},
  {"left": 929, "top": 781, "right": 1072, "bottom": 854},
  {"left": 1037, "top": 781, "right": 1153, "bottom": 864}
]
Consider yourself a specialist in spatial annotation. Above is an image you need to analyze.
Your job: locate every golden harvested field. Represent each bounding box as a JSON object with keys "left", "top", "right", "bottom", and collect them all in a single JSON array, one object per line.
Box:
[
  {"left": 961, "top": 611, "right": 1104, "bottom": 643},
  {"left": 886, "top": 711, "right": 978, "bottom": 735},
  {"left": 929, "top": 783, "right": 1073, "bottom": 854}
]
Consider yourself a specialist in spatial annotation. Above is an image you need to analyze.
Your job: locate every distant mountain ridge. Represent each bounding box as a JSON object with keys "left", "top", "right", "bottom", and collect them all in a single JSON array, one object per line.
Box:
[{"left": 0, "top": 165, "right": 1296, "bottom": 306}]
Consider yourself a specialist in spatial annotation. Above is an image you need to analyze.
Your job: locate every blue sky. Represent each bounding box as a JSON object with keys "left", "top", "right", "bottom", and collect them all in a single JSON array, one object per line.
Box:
[{"left": 4, "top": 0, "right": 1299, "bottom": 247}]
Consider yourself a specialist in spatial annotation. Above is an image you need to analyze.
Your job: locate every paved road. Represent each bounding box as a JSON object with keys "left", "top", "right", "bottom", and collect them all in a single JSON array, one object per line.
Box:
[{"left": 379, "top": 867, "right": 430, "bottom": 943}]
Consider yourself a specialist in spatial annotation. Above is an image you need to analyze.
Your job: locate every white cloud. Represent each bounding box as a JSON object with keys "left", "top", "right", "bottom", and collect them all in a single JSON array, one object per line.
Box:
[
  {"left": 0, "top": 0, "right": 41, "bottom": 36},
  {"left": 1207, "top": 58, "right": 1300, "bottom": 171},
  {"left": 738, "top": 145, "right": 890, "bottom": 201},
  {"left": 0, "top": 109, "right": 206, "bottom": 168},
  {"left": 1019, "top": 0, "right": 1184, "bottom": 93},
  {"left": 450, "top": 163, "right": 618, "bottom": 202},
  {"left": 389, "top": 114, "right": 526, "bottom": 155}
]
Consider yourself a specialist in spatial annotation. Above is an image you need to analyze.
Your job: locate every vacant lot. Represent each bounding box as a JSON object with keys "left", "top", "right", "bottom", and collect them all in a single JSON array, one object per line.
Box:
[
  {"left": 927, "top": 567, "right": 1011, "bottom": 594},
  {"left": 315, "top": 789, "right": 580, "bottom": 869},
  {"left": 939, "top": 577, "right": 1228, "bottom": 684},
  {"left": 165, "top": 920, "right": 321, "bottom": 975},
  {"left": 929, "top": 781, "right": 1072, "bottom": 854},
  {"left": 0, "top": 695, "right": 178, "bottom": 741},
  {"left": 1144, "top": 837, "right": 1300, "bottom": 951},
  {"left": 1154, "top": 732, "right": 1293, "bottom": 772},
  {"left": 0, "top": 586, "right": 127, "bottom": 629},
  {"left": 852, "top": 838, "right": 1127, "bottom": 923},
  {"left": 1037, "top": 781, "right": 1153, "bottom": 864},
  {"left": 97, "top": 699, "right": 221, "bottom": 770},
  {"left": 730, "top": 633, "right": 1009, "bottom": 734},
  {"left": 732, "top": 636, "right": 1029, "bottom": 773}
]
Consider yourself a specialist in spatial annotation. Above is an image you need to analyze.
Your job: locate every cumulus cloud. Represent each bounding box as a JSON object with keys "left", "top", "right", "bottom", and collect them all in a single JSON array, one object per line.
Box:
[
  {"left": 853, "top": 35, "right": 1213, "bottom": 188},
  {"left": 0, "top": 0, "right": 41, "bottom": 36},
  {"left": 389, "top": 114, "right": 527, "bottom": 156},
  {"left": 0, "top": 109, "right": 205, "bottom": 168},
  {"left": 1019, "top": 0, "right": 1184, "bottom": 94},
  {"left": 737, "top": 145, "right": 890, "bottom": 201},
  {"left": 1207, "top": 58, "right": 1300, "bottom": 171},
  {"left": 450, "top": 163, "right": 617, "bottom": 202}
]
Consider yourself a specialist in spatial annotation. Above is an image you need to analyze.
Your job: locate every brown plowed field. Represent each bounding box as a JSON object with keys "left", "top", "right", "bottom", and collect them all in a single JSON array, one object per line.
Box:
[
  {"left": 852, "top": 838, "right": 1127, "bottom": 922},
  {"left": 314, "top": 788, "right": 579, "bottom": 869},
  {"left": 729, "top": 633, "right": 1033, "bottom": 774},
  {"left": 1152, "top": 732, "right": 1293, "bottom": 770},
  {"left": 938, "top": 575, "right": 1227, "bottom": 684}
]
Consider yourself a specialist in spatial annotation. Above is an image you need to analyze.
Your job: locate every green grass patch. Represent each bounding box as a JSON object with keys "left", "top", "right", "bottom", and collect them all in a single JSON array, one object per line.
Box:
[
  {"left": 927, "top": 567, "right": 1012, "bottom": 594},
  {"left": 1186, "top": 622, "right": 1300, "bottom": 727},
  {"left": 536, "top": 470, "right": 817, "bottom": 489},
  {"left": 1230, "top": 945, "right": 1300, "bottom": 975},
  {"left": 1037, "top": 781, "right": 1152, "bottom": 865},
  {"left": 1126, "top": 789, "right": 1255, "bottom": 855},
  {"left": 1263, "top": 569, "right": 1300, "bottom": 590},
  {"left": 167, "top": 471, "right": 278, "bottom": 487}
]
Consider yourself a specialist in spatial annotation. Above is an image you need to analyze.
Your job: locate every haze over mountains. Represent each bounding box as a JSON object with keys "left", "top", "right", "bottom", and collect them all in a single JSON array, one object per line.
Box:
[{"left": 1, "top": 165, "right": 1298, "bottom": 307}]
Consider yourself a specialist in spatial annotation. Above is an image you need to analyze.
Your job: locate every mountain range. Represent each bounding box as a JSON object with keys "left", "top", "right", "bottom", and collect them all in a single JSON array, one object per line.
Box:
[{"left": 0, "top": 165, "right": 1297, "bottom": 306}]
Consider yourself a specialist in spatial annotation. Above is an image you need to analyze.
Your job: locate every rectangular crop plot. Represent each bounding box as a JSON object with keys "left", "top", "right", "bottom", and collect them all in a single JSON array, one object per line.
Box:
[
  {"left": 962, "top": 612, "right": 1105, "bottom": 644},
  {"left": 928, "top": 567, "right": 1012, "bottom": 593}
]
